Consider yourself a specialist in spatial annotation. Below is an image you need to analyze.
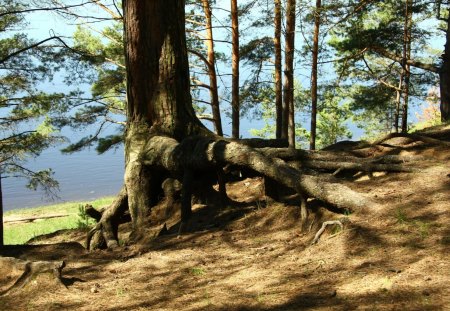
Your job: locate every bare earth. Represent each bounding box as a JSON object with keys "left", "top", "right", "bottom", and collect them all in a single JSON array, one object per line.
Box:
[{"left": 1, "top": 130, "right": 449, "bottom": 311}]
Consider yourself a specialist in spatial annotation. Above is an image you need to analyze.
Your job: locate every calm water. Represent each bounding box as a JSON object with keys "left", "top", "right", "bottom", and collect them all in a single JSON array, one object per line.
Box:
[{"left": 2, "top": 145, "right": 125, "bottom": 211}]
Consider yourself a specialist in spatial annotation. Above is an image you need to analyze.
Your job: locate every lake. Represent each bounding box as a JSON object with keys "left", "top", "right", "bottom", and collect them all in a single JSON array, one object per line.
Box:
[
  {"left": 2, "top": 145, "right": 125, "bottom": 211},
  {"left": 1, "top": 118, "right": 266, "bottom": 211}
]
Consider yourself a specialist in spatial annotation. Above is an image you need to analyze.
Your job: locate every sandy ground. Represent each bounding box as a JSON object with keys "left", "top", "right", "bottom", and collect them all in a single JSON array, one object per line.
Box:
[{"left": 0, "top": 131, "right": 449, "bottom": 311}]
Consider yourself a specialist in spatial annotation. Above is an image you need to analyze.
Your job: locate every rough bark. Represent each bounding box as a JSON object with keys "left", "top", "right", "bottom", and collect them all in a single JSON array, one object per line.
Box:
[
  {"left": 440, "top": 12, "right": 450, "bottom": 122},
  {"left": 401, "top": 0, "right": 412, "bottom": 133},
  {"left": 140, "top": 136, "right": 376, "bottom": 212},
  {"left": 283, "top": 0, "right": 296, "bottom": 146},
  {"left": 231, "top": 0, "right": 240, "bottom": 139},
  {"left": 274, "top": 0, "right": 283, "bottom": 139},
  {"left": 310, "top": 0, "right": 321, "bottom": 150},
  {"left": 394, "top": 73, "right": 403, "bottom": 133},
  {"left": 87, "top": 186, "right": 128, "bottom": 250},
  {"left": 202, "top": 0, "right": 223, "bottom": 136},
  {"left": 90, "top": 0, "right": 389, "bottom": 249}
]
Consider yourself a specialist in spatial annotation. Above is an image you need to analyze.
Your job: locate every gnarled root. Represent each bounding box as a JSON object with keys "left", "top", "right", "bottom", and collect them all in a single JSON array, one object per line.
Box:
[
  {"left": 86, "top": 186, "right": 128, "bottom": 250},
  {"left": 0, "top": 257, "right": 65, "bottom": 296}
]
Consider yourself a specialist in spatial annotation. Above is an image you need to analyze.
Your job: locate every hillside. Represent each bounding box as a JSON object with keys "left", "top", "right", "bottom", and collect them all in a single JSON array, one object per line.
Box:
[{"left": 0, "top": 126, "right": 449, "bottom": 311}]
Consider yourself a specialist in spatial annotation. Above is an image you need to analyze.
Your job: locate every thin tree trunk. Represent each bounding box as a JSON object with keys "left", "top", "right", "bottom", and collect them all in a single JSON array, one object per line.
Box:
[
  {"left": 274, "top": 0, "right": 283, "bottom": 139},
  {"left": 202, "top": 0, "right": 223, "bottom": 136},
  {"left": 310, "top": 0, "right": 321, "bottom": 150},
  {"left": 394, "top": 73, "right": 403, "bottom": 133},
  {"left": 283, "top": 0, "right": 296, "bottom": 147},
  {"left": 0, "top": 169, "right": 3, "bottom": 247},
  {"left": 401, "top": 0, "right": 412, "bottom": 133},
  {"left": 440, "top": 11, "right": 450, "bottom": 122},
  {"left": 231, "top": 0, "right": 240, "bottom": 139}
]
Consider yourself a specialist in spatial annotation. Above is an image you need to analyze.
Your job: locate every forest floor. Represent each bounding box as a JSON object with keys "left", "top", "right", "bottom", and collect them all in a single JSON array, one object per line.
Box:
[{"left": 1, "top": 125, "right": 449, "bottom": 311}]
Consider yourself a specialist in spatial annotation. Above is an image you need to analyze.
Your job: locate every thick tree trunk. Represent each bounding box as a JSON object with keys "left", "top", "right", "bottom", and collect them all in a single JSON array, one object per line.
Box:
[
  {"left": 88, "top": 0, "right": 387, "bottom": 249},
  {"left": 122, "top": 0, "right": 208, "bottom": 234},
  {"left": 440, "top": 12, "right": 450, "bottom": 122},
  {"left": 202, "top": 0, "right": 223, "bottom": 136},
  {"left": 231, "top": 0, "right": 240, "bottom": 139},
  {"left": 310, "top": 0, "right": 321, "bottom": 150},
  {"left": 283, "top": 0, "right": 296, "bottom": 147},
  {"left": 274, "top": 0, "right": 283, "bottom": 139}
]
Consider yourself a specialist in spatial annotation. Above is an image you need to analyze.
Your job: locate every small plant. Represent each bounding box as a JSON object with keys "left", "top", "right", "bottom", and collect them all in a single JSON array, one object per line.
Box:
[
  {"left": 116, "top": 287, "right": 126, "bottom": 297},
  {"left": 395, "top": 208, "right": 408, "bottom": 224},
  {"left": 77, "top": 205, "right": 92, "bottom": 230},
  {"left": 190, "top": 267, "right": 205, "bottom": 276},
  {"left": 415, "top": 221, "right": 430, "bottom": 239},
  {"left": 331, "top": 224, "right": 342, "bottom": 235},
  {"left": 256, "top": 292, "right": 266, "bottom": 303}
]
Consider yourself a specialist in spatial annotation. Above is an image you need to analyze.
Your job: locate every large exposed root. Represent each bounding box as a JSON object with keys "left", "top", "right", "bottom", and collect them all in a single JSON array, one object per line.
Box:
[
  {"left": 86, "top": 186, "right": 128, "bottom": 250},
  {"left": 90, "top": 134, "right": 419, "bottom": 249}
]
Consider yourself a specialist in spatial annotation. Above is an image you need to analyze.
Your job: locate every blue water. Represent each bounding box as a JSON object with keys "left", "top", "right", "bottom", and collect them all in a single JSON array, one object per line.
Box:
[
  {"left": 2, "top": 145, "right": 125, "bottom": 211},
  {"left": 2, "top": 119, "right": 262, "bottom": 211}
]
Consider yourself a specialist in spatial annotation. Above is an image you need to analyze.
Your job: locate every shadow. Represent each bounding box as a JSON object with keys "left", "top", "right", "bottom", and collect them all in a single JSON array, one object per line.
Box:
[{"left": 61, "top": 276, "right": 86, "bottom": 286}]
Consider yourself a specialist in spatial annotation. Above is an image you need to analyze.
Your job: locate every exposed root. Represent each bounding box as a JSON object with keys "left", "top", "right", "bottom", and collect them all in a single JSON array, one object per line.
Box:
[
  {"left": 86, "top": 186, "right": 128, "bottom": 250},
  {"left": 311, "top": 220, "right": 344, "bottom": 245},
  {"left": 0, "top": 257, "right": 65, "bottom": 296}
]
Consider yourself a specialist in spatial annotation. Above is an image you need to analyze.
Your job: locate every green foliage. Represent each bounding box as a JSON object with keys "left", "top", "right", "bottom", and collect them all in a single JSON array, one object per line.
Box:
[
  {"left": 190, "top": 267, "right": 206, "bottom": 276},
  {"left": 0, "top": 0, "right": 72, "bottom": 194},
  {"left": 76, "top": 204, "right": 95, "bottom": 230},
  {"left": 316, "top": 91, "right": 353, "bottom": 149}
]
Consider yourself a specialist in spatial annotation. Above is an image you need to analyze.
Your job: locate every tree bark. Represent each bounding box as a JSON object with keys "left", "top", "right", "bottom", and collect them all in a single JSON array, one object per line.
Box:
[
  {"left": 231, "top": 0, "right": 240, "bottom": 139},
  {"left": 394, "top": 73, "right": 403, "bottom": 133},
  {"left": 401, "top": 0, "right": 412, "bottom": 133},
  {"left": 310, "top": 0, "right": 321, "bottom": 150},
  {"left": 87, "top": 186, "right": 128, "bottom": 250},
  {"left": 202, "top": 0, "right": 223, "bottom": 136},
  {"left": 283, "top": 0, "right": 296, "bottom": 147},
  {"left": 0, "top": 169, "right": 3, "bottom": 247},
  {"left": 440, "top": 12, "right": 450, "bottom": 122},
  {"left": 274, "top": 0, "right": 283, "bottom": 139},
  {"left": 89, "top": 0, "right": 387, "bottom": 249},
  {"left": 122, "top": 0, "right": 208, "bottom": 234},
  {"left": 139, "top": 136, "right": 376, "bottom": 212}
]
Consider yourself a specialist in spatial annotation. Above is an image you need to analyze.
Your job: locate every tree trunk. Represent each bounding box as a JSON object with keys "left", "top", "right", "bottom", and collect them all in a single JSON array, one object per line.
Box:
[
  {"left": 310, "top": 0, "right": 321, "bottom": 150},
  {"left": 283, "top": 0, "right": 296, "bottom": 147},
  {"left": 0, "top": 169, "right": 3, "bottom": 247},
  {"left": 274, "top": 0, "right": 283, "bottom": 139},
  {"left": 401, "top": 0, "right": 412, "bottom": 133},
  {"left": 202, "top": 0, "right": 223, "bottom": 136},
  {"left": 394, "top": 73, "right": 403, "bottom": 133},
  {"left": 122, "top": 0, "right": 207, "bottom": 234},
  {"left": 88, "top": 0, "right": 385, "bottom": 249},
  {"left": 440, "top": 12, "right": 450, "bottom": 122},
  {"left": 231, "top": 0, "right": 240, "bottom": 139}
]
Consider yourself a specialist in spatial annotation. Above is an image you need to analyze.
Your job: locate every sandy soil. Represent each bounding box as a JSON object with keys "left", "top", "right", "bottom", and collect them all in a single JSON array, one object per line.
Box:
[{"left": 0, "top": 129, "right": 449, "bottom": 311}]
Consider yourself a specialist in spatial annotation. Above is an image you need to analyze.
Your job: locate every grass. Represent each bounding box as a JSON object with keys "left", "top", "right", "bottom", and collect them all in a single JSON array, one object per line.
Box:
[{"left": 3, "top": 196, "right": 115, "bottom": 245}]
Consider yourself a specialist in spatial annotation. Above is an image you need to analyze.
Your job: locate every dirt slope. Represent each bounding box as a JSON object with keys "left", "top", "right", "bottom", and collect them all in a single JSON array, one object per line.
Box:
[{"left": 0, "top": 128, "right": 449, "bottom": 311}]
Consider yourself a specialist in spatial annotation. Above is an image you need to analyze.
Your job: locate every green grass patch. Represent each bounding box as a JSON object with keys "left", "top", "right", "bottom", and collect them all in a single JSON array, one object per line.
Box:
[
  {"left": 3, "top": 196, "right": 115, "bottom": 245},
  {"left": 190, "top": 267, "right": 206, "bottom": 276}
]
